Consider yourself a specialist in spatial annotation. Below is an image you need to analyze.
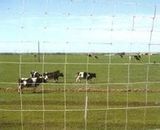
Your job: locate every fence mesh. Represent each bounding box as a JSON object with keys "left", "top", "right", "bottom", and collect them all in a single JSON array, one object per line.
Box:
[{"left": 0, "top": 0, "right": 160, "bottom": 130}]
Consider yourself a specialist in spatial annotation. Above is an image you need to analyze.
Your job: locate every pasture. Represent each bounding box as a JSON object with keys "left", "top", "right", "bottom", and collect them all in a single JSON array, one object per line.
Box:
[{"left": 0, "top": 53, "right": 160, "bottom": 130}]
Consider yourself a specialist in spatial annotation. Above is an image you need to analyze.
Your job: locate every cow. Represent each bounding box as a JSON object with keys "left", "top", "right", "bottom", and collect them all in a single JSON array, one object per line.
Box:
[
  {"left": 18, "top": 76, "right": 47, "bottom": 93},
  {"left": 30, "top": 71, "right": 42, "bottom": 78},
  {"left": 43, "top": 70, "right": 64, "bottom": 82},
  {"left": 88, "top": 53, "right": 98, "bottom": 59},
  {"left": 75, "top": 72, "right": 96, "bottom": 82},
  {"left": 94, "top": 55, "right": 98, "bottom": 59},
  {"left": 119, "top": 52, "right": 125, "bottom": 58},
  {"left": 88, "top": 54, "right": 92, "bottom": 57},
  {"left": 134, "top": 54, "right": 141, "bottom": 61}
]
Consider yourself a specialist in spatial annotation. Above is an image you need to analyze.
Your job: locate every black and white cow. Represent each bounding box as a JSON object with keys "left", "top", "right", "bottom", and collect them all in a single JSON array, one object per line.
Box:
[
  {"left": 43, "top": 70, "right": 64, "bottom": 82},
  {"left": 30, "top": 71, "right": 42, "bottom": 78},
  {"left": 18, "top": 76, "right": 47, "bottom": 93},
  {"left": 134, "top": 54, "right": 141, "bottom": 61},
  {"left": 117, "top": 52, "right": 125, "bottom": 58},
  {"left": 75, "top": 72, "right": 96, "bottom": 82}
]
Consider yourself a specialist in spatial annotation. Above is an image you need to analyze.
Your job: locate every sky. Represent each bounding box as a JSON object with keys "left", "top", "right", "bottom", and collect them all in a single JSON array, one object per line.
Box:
[{"left": 0, "top": 0, "right": 160, "bottom": 53}]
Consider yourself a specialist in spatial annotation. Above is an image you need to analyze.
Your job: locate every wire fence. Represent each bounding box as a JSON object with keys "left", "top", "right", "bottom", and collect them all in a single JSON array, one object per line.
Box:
[{"left": 0, "top": 0, "right": 160, "bottom": 130}]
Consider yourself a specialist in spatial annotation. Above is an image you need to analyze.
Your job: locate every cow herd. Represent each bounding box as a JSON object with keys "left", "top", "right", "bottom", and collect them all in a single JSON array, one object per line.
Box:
[{"left": 18, "top": 70, "right": 96, "bottom": 93}]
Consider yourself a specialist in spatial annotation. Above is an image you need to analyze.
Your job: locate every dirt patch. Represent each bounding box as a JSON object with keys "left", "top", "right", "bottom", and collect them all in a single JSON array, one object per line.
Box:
[{"left": 1, "top": 87, "right": 160, "bottom": 93}]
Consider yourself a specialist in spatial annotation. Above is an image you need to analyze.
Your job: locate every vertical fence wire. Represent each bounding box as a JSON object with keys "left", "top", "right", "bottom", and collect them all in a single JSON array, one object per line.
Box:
[
  {"left": 63, "top": 43, "right": 68, "bottom": 130},
  {"left": 19, "top": 54, "right": 23, "bottom": 130},
  {"left": 84, "top": 46, "right": 90, "bottom": 130},
  {"left": 19, "top": 0, "right": 25, "bottom": 130},
  {"left": 143, "top": 5, "right": 157, "bottom": 130},
  {"left": 42, "top": 0, "right": 49, "bottom": 129},
  {"left": 125, "top": 13, "right": 136, "bottom": 130},
  {"left": 105, "top": 53, "right": 111, "bottom": 130},
  {"left": 42, "top": 54, "right": 45, "bottom": 130}
]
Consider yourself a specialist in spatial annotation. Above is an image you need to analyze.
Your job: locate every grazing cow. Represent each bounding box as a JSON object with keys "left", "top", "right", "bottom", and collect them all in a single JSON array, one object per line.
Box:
[
  {"left": 117, "top": 52, "right": 125, "bottom": 58},
  {"left": 43, "top": 70, "right": 64, "bottom": 82},
  {"left": 94, "top": 55, "right": 98, "bottom": 59},
  {"left": 75, "top": 72, "right": 96, "bottom": 82},
  {"left": 134, "top": 54, "right": 141, "bottom": 61},
  {"left": 88, "top": 53, "right": 98, "bottom": 59},
  {"left": 18, "top": 76, "right": 47, "bottom": 93},
  {"left": 30, "top": 71, "right": 42, "bottom": 78},
  {"left": 88, "top": 54, "right": 92, "bottom": 57}
]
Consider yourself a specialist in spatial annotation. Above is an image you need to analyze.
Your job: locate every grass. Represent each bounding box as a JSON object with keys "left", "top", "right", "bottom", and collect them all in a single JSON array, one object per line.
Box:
[{"left": 0, "top": 53, "right": 160, "bottom": 130}]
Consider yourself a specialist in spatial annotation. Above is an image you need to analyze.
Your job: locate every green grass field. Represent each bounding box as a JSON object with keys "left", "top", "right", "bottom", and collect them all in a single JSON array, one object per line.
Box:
[{"left": 0, "top": 53, "right": 160, "bottom": 130}]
